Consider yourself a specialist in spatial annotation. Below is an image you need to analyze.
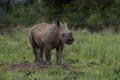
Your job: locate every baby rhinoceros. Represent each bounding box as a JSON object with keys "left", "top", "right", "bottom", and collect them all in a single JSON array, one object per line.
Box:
[{"left": 29, "top": 21, "right": 74, "bottom": 65}]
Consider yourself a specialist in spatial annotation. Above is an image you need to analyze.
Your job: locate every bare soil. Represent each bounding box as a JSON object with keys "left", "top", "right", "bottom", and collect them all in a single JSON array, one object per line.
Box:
[{"left": 0, "top": 63, "right": 71, "bottom": 72}]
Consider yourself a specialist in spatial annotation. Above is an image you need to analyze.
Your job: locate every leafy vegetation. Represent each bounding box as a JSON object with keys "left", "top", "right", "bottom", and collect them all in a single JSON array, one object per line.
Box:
[
  {"left": 0, "top": 0, "right": 120, "bottom": 32},
  {"left": 0, "top": 28, "right": 120, "bottom": 80}
]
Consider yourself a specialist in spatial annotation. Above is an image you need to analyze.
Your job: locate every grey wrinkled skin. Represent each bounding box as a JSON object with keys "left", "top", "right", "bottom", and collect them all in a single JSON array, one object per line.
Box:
[{"left": 29, "top": 21, "right": 74, "bottom": 65}]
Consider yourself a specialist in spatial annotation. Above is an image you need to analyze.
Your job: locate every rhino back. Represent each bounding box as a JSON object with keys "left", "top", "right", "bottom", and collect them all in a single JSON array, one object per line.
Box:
[{"left": 30, "top": 23, "right": 59, "bottom": 46}]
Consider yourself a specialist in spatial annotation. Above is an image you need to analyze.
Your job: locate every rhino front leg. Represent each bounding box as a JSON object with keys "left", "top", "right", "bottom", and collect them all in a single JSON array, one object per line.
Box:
[
  {"left": 56, "top": 43, "right": 64, "bottom": 65},
  {"left": 45, "top": 46, "right": 52, "bottom": 64}
]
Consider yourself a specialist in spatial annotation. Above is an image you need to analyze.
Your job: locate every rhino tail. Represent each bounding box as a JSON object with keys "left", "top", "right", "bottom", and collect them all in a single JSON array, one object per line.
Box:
[{"left": 29, "top": 31, "right": 39, "bottom": 48}]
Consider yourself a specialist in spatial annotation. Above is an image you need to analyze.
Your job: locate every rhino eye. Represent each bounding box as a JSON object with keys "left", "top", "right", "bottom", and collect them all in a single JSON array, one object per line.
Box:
[{"left": 62, "top": 34, "right": 65, "bottom": 36}]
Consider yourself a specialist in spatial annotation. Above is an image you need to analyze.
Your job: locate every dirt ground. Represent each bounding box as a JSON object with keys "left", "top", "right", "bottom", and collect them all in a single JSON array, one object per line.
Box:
[{"left": 0, "top": 63, "right": 71, "bottom": 72}]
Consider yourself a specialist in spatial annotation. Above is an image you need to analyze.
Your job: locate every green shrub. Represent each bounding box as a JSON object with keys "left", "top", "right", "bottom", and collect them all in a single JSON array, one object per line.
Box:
[{"left": 86, "top": 12, "right": 104, "bottom": 31}]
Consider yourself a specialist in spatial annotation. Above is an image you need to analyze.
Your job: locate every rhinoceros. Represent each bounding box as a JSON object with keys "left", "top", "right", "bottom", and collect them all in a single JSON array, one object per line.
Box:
[{"left": 29, "top": 21, "right": 74, "bottom": 64}]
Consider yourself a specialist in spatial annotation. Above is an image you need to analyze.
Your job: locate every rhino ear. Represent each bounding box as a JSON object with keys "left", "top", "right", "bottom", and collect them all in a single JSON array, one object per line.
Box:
[
  {"left": 64, "top": 22, "right": 67, "bottom": 26},
  {"left": 56, "top": 21, "right": 60, "bottom": 27}
]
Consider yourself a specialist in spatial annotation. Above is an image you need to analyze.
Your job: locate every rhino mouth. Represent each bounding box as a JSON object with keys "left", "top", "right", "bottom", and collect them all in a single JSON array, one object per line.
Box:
[{"left": 65, "top": 38, "right": 74, "bottom": 44}]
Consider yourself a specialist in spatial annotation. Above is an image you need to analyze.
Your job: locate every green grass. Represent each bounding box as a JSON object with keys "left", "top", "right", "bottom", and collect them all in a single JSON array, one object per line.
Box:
[{"left": 0, "top": 28, "right": 120, "bottom": 80}]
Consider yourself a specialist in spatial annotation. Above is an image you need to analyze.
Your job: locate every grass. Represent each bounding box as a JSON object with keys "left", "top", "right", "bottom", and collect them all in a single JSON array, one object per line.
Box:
[{"left": 0, "top": 28, "right": 120, "bottom": 80}]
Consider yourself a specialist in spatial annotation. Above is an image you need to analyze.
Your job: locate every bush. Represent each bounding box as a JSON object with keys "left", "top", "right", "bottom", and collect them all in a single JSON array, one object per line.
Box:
[
  {"left": 61, "top": 1, "right": 87, "bottom": 29},
  {"left": 86, "top": 12, "right": 104, "bottom": 31},
  {"left": 0, "top": 0, "right": 120, "bottom": 32},
  {"left": 0, "top": 9, "right": 12, "bottom": 28}
]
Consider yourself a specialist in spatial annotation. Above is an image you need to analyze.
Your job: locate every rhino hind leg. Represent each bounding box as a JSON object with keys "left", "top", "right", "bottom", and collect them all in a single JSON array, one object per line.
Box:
[
  {"left": 39, "top": 47, "right": 44, "bottom": 64},
  {"left": 30, "top": 34, "right": 40, "bottom": 64},
  {"left": 45, "top": 46, "right": 52, "bottom": 65},
  {"left": 31, "top": 46, "right": 40, "bottom": 64}
]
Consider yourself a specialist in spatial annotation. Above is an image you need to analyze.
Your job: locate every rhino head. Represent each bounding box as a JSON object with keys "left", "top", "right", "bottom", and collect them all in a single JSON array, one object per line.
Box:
[{"left": 57, "top": 22, "right": 74, "bottom": 44}]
